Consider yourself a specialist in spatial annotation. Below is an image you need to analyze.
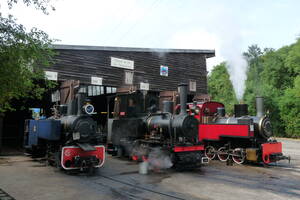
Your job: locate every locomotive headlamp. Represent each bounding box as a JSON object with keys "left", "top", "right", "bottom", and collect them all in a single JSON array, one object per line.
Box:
[{"left": 84, "top": 104, "right": 94, "bottom": 115}]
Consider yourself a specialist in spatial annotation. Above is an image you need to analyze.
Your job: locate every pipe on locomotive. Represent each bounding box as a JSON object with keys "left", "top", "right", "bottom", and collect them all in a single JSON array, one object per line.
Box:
[
  {"left": 256, "top": 97, "right": 265, "bottom": 117},
  {"left": 66, "top": 92, "right": 87, "bottom": 116},
  {"left": 77, "top": 92, "right": 86, "bottom": 115},
  {"left": 178, "top": 83, "right": 188, "bottom": 115}
]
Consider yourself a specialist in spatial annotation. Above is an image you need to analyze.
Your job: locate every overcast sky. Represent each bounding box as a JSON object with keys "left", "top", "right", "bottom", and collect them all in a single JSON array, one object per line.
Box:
[{"left": 1, "top": 0, "right": 300, "bottom": 71}]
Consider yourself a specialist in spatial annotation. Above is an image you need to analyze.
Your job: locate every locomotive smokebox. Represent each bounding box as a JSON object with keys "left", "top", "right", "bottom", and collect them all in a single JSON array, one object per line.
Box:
[
  {"left": 172, "top": 83, "right": 198, "bottom": 141},
  {"left": 256, "top": 97, "right": 265, "bottom": 117},
  {"left": 234, "top": 104, "right": 248, "bottom": 117},
  {"left": 178, "top": 83, "right": 188, "bottom": 115}
]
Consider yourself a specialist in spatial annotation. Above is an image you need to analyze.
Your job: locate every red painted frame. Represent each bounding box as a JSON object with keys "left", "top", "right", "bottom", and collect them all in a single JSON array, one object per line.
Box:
[
  {"left": 61, "top": 145, "right": 105, "bottom": 170},
  {"left": 173, "top": 145, "right": 204, "bottom": 152},
  {"left": 261, "top": 142, "right": 282, "bottom": 164}
]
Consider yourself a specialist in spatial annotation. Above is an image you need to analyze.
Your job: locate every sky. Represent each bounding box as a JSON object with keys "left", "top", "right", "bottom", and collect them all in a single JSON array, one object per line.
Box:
[{"left": 1, "top": 0, "right": 300, "bottom": 71}]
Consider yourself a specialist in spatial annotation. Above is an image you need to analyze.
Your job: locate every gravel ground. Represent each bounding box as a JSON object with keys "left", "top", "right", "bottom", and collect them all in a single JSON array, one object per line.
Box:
[{"left": 0, "top": 138, "right": 299, "bottom": 200}]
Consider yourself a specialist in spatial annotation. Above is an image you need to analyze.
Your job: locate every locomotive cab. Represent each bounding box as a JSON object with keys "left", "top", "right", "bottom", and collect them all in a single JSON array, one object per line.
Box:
[{"left": 107, "top": 89, "right": 160, "bottom": 156}]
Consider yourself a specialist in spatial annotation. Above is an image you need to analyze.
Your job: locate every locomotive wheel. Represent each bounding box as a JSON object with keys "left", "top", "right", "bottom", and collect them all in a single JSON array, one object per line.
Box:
[
  {"left": 232, "top": 148, "right": 245, "bottom": 164},
  {"left": 205, "top": 146, "right": 216, "bottom": 160},
  {"left": 217, "top": 147, "right": 229, "bottom": 162}
]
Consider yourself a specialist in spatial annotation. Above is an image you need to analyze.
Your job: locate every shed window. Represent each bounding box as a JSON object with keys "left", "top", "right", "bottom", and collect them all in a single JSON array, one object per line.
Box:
[
  {"left": 106, "top": 87, "right": 117, "bottom": 94},
  {"left": 88, "top": 85, "right": 103, "bottom": 96}
]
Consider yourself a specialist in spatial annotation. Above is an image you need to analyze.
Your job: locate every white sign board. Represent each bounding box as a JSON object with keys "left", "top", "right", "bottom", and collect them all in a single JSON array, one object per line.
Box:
[
  {"left": 125, "top": 71, "right": 134, "bottom": 85},
  {"left": 45, "top": 71, "right": 58, "bottom": 81},
  {"left": 51, "top": 90, "right": 60, "bottom": 102},
  {"left": 140, "top": 82, "right": 149, "bottom": 91},
  {"left": 189, "top": 80, "right": 197, "bottom": 92},
  {"left": 91, "top": 77, "right": 103, "bottom": 85},
  {"left": 111, "top": 57, "right": 134, "bottom": 70}
]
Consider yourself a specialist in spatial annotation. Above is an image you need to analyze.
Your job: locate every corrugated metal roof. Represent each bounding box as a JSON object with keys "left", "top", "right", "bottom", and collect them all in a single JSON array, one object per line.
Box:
[{"left": 52, "top": 44, "right": 215, "bottom": 57}]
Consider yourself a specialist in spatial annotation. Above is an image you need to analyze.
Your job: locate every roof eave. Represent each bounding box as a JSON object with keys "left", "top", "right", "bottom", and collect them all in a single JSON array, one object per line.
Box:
[{"left": 51, "top": 44, "right": 215, "bottom": 55}]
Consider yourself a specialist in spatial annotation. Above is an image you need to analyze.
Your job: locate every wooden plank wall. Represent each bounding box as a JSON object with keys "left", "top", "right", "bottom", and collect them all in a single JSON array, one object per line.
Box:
[{"left": 47, "top": 49, "right": 210, "bottom": 94}]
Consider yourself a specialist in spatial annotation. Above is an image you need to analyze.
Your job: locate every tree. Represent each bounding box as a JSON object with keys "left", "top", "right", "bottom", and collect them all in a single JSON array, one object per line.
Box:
[
  {"left": 7, "top": 0, "right": 55, "bottom": 14},
  {"left": 278, "top": 76, "right": 300, "bottom": 137},
  {"left": 0, "top": 0, "right": 55, "bottom": 112},
  {"left": 243, "top": 39, "right": 300, "bottom": 137},
  {"left": 208, "top": 62, "right": 237, "bottom": 115}
]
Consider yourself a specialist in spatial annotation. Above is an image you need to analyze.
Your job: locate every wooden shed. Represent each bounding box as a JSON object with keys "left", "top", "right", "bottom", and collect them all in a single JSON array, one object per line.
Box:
[{"left": 47, "top": 44, "right": 214, "bottom": 94}]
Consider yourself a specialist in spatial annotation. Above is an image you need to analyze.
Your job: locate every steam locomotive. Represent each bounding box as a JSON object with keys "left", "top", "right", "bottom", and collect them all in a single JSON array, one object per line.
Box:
[
  {"left": 24, "top": 91, "right": 105, "bottom": 173},
  {"left": 107, "top": 83, "right": 208, "bottom": 169},
  {"left": 185, "top": 97, "right": 290, "bottom": 165}
]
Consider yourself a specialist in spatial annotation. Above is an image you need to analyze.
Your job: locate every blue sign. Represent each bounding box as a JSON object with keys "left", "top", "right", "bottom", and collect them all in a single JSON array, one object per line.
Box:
[{"left": 160, "top": 65, "right": 169, "bottom": 76}]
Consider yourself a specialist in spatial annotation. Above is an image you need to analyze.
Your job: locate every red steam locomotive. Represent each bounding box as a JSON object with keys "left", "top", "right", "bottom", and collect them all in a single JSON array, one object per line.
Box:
[{"left": 182, "top": 97, "right": 290, "bottom": 164}]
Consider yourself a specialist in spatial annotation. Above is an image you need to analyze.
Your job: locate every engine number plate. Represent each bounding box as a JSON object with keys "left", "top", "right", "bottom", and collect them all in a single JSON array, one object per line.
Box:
[{"left": 73, "top": 132, "right": 80, "bottom": 140}]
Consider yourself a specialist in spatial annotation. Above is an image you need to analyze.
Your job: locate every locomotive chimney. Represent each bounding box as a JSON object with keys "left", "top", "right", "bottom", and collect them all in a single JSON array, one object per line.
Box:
[
  {"left": 77, "top": 92, "right": 86, "bottom": 115},
  {"left": 178, "top": 83, "right": 188, "bottom": 115},
  {"left": 256, "top": 97, "right": 265, "bottom": 117}
]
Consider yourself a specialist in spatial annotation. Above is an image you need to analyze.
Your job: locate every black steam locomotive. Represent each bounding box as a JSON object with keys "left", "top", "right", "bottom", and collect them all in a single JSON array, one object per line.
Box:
[
  {"left": 107, "top": 83, "right": 208, "bottom": 169},
  {"left": 24, "top": 91, "right": 105, "bottom": 173}
]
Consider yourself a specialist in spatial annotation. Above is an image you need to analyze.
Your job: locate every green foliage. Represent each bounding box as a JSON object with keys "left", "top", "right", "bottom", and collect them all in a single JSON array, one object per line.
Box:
[
  {"left": 0, "top": 1, "right": 56, "bottom": 112},
  {"left": 208, "top": 62, "right": 238, "bottom": 114},
  {"left": 7, "top": 0, "right": 55, "bottom": 14},
  {"left": 262, "top": 40, "right": 299, "bottom": 137},
  {"left": 278, "top": 76, "right": 300, "bottom": 137}
]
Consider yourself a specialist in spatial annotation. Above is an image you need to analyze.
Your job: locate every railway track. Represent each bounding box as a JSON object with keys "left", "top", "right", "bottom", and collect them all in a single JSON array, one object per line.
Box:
[
  {"left": 0, "top": 188, "right": 15, "bottom": 200},
  {"left": 91, "top": 174, "right": 190, "bottom": 200}
]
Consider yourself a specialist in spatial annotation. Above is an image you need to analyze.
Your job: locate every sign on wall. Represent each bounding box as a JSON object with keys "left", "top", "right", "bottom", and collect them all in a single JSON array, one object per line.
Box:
[
  {"left": 51, "top": 90, "right": 60, "bottom": 102},
  {"left": 111, "top": 57, "right": 134, "bottom": 70},
  {"left": 91, "top": 76, "right": 103, "bottom": 85},
  {"left": 160, "top": 65, "right": 169, "bottom": 76},
  {"left": 189, "top": 80, "right": 197, "bottom": 92},
  {"left": 140, "top": 82, "right": 149, "bottom": 91},
  {"left": 125, "top": 71, "right": 134, "bottom": 85},
  {"left": 45, "top": 71, "right": 58, "bottom": 81}
]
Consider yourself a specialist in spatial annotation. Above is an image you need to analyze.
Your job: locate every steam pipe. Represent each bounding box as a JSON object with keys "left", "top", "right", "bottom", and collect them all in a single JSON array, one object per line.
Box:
[
  {"left": 256, "top": 97, "right": 265, "bottom": 117},
  {"left": 67, "top": 100, "right": 76, "bottom": 115},
  {"left": 178, "top": 83, "right": 188, "bottom": 115},
  {"left": 77, "top": 92, "right": 86, "bottom": 115}
]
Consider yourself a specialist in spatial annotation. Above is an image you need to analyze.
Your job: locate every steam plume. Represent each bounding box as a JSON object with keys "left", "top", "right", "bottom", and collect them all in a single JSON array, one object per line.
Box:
[
  {"left": 224, "top": 53, "right": 248, "bottom": 101},
  {"left": 214, "top": 12, "right": 248, "bottom": 101},
  {"left": 148, "top": 148, "right": 173, "bottom": 170}
]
